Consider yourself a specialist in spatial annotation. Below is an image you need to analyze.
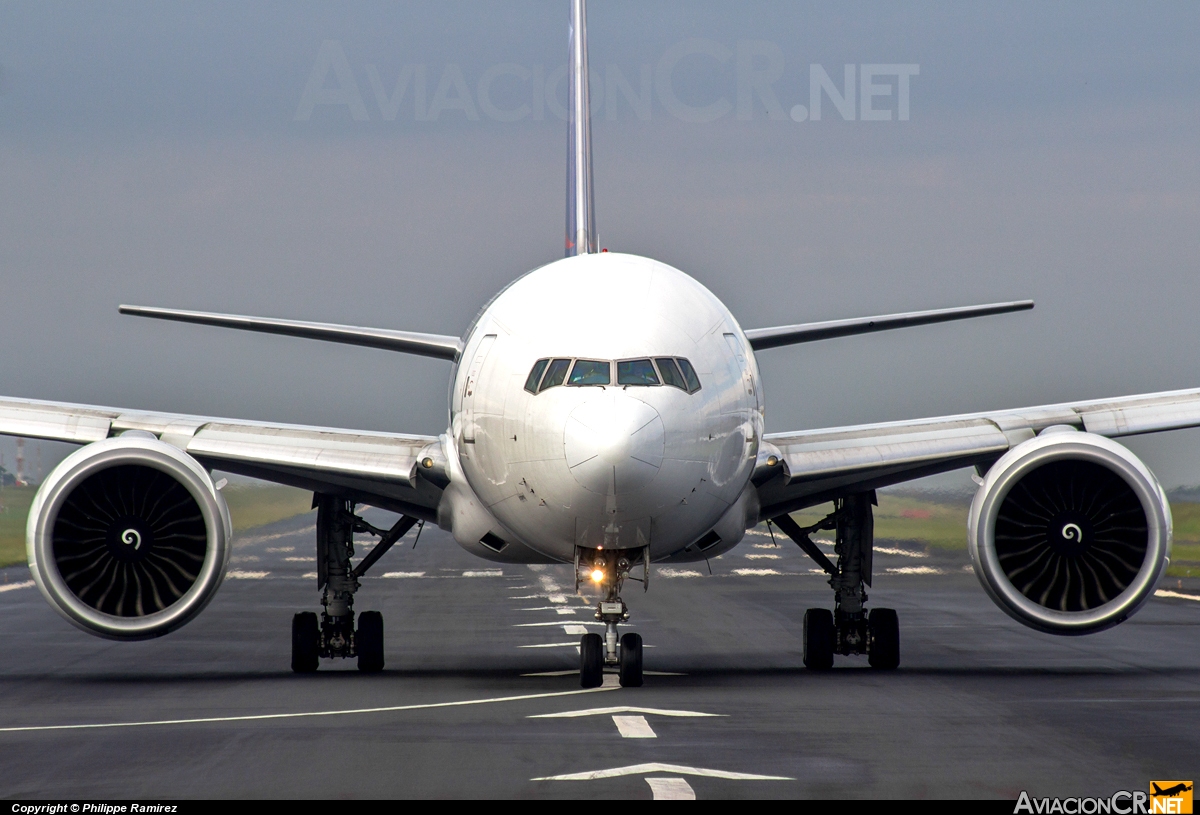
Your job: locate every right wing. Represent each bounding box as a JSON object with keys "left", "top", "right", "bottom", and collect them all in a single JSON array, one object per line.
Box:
[
  {"left": 0, "top": 395, "right": 445, "bottom": 520},
  {"left": 756, "top": 386, "right": 1200, "bottom": 518}
]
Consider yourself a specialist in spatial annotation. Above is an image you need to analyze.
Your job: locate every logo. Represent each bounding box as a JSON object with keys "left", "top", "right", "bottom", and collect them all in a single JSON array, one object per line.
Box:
[{"left": 1150, "top": 782, "right": 1193, "bottom": 814}]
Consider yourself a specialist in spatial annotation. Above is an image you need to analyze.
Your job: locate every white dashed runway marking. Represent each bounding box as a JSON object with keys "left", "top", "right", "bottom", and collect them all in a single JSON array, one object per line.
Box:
[
  {"left": 732, "top": 568, "right": 784, "bottom": 576},
  {"left": 0, "top": 581, "right": 34, "bottom": 593},
  {"left": 1155, "top": 589, "right": 1200, "bottom": 602},
  {"left": 886, "top": 566, "right": 946, "bottom": 575},
  {"left": 463, "top": 570, "right": 504, "bottom": 577},
  {"left": 227, "top": 570, "right": 269, "bottom": 579},
  {"left": 612, "top": 715, "right": 656, "bottom": 738},
  {"left": 658, "top": 568, "right": 703, "bottom": 578},
  {"left": 513, "top": 621, "right": 602, "bottom": 628},
  {"left": 381, "top": 571, "right": 426, "bottom": 578},
  {"left": 646, "top": 778, "right": 696, "bottom": 799}
]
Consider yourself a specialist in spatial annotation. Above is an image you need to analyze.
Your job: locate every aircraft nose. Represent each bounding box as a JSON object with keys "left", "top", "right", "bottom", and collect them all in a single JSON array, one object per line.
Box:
[{"left": 564, "top": 392, "right": 664, "bottom": 495}]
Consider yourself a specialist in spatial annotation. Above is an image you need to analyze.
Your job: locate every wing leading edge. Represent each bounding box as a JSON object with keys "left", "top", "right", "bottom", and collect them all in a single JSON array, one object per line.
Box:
[
  {"left": 756, "top": 386, "right": 1200, "bottom": 518},
  {"left": 119, "top": 305, "right": 463, "bottom": 362},
  {"left": 0, "top": 396, "right": 443, "bottom": 520}
]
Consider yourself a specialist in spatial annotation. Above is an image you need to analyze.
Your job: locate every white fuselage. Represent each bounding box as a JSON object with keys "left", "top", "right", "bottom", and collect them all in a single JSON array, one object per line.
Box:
[{"left": 436, "top": 252, "right": 765, "bottom": 564}]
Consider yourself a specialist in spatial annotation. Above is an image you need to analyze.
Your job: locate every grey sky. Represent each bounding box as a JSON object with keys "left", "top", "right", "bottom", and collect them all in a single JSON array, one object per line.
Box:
[{"left": 2, "top": 1, "right": 1199, "bottom": 486}]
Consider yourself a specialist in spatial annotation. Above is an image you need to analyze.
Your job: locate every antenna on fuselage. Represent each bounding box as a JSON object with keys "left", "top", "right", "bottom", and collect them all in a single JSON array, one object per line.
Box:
[{"left": 565, "top": 0, "right": 596, "bottom": 257}]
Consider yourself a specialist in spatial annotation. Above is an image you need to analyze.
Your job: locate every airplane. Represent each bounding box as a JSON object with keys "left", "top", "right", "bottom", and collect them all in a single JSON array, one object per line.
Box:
[
  {"left": 1152, "top": 784, "right": 1193, "bottom": 798},
  {"left": 2, "top": 0, "right": 1188, "bottom": 688}
]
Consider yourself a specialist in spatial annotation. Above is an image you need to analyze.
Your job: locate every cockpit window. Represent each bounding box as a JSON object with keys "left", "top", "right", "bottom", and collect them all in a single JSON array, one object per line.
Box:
[
  {"left": 567, "top": 359, "right": 611, "bottom": 386},
  {"left": 539, "top": 358, "right": 571, "bottom": 391},
  {"left": 676, "top": 357, "right": 702, "bottom": 393},
  {"left": 617, "top": 359, "right": 659, "bottom": 386},
  {"left": 655, "top": 357, "right": 686, "bottom": 390},
  {"left": 524, "top": 359, "right": 550, "bottom": 394}
]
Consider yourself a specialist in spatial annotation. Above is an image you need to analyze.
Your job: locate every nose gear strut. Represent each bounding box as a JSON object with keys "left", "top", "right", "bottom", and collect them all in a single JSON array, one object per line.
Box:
[{"left": 772, "top": 491, "right": 900, "bottom": 670}]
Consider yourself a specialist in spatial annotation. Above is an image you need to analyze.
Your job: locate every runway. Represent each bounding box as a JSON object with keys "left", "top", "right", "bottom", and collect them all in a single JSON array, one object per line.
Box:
[{"left": 0, "top": 511, "right": 1197, "bottom": 799}]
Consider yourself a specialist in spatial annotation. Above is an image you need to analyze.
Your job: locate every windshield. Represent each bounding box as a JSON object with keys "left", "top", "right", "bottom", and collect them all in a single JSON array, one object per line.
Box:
[{"left": 567, "top": 359, "right": 611, "bottom": 386}]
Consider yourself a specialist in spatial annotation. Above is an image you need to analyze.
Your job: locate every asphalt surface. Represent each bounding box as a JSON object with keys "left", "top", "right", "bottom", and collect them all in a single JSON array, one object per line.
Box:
[{"left": 0, "top": 510, "right": 1197, "bottom": 800}]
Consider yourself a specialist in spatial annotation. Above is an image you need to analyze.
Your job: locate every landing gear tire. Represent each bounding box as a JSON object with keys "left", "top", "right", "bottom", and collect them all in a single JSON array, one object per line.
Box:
[
  {"left": 580, "top": 632, "right": 604, "bottom": 688},
  {"left": 867, "top": 607, "right": 899, "bottom": 670},
  {"left": 357, "top": 610, "right": 385, "bottom": 673},
  {"left": 619, "top": 632, "right": 643, "bottom": 688},
  {"left": 803, "top": 608, "right": 835, "bottom": 670},
  {"left": 291, "top": 611, "right": 319, "bottom": 673}
]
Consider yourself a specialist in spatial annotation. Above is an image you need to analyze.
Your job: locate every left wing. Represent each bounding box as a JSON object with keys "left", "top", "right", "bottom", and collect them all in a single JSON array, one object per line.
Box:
[
  {"left": 756, "top": 386, "right": 1200, "bottom": 518},
  {"left": 0, "top": 396, "right": 444, "bottom": 520}
]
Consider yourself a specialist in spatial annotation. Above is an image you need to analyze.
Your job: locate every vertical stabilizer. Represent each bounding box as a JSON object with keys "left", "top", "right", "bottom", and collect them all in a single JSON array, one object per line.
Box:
[{"left": 565, "top": 0, "right": 596, "bottom": 256}]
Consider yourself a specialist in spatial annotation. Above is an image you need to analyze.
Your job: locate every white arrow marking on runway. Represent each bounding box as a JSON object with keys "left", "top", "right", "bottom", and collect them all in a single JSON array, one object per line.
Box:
[
  {"left": 532, "top": 763, "right": 791, "bottom": 781},
  {"left": 520, "top": 670, "right": 686, "bottom": 677},
  {"left": 646, "top": 778, "right": 695, "bottom": 799},
  {"left": 518, "top": 642, "right": 580, "bottom": 648},
  {"left": 529, "top": 706, "right": 723, "bottom": 719},
  {"left": 562, "top": 624, "right": 589, "bottom": 635},
  {"left": 0, "top": 685, "right": 619, "bottom": 733},
  {"left": 612, "top": 715, "right": 656, "bottom": 738}
]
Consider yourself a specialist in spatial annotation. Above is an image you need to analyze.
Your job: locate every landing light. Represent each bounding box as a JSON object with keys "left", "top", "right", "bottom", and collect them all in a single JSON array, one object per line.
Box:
[{"left": 590, "top": 569, "right": 605, "bottom": 583}]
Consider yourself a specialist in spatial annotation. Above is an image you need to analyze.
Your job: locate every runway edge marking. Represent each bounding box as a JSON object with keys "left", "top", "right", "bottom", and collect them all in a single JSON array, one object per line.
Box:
[{"left": 0, "top": 685, "right": 618, "bottom": 734}]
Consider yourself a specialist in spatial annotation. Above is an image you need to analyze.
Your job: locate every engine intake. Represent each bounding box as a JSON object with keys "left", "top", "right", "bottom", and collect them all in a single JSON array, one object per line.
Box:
[
  {"left": 968, "top": 428, "right": 1170, "bottom": 635},
  {"left": 27, "top": 436, "right": 231, "bottom": 640}
]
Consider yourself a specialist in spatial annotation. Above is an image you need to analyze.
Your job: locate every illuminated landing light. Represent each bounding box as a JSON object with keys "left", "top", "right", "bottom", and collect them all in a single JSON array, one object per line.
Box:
[{"left": 591, "top": 569, "right": 605, "bottom": 583}]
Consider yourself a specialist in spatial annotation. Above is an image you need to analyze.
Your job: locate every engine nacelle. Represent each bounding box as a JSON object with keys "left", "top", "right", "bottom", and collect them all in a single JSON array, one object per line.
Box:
[
  {"left": 968, "top": 427, "right": 1171, "bottom": 635},
  {"left": 27, "top": 435, "right": 231, "bottom": 640}
]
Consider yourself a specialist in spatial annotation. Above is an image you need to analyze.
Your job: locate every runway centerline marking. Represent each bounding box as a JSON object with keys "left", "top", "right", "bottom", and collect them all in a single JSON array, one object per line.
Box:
[
  {"left": 612, "top": 715, "right": 656, "bottom": 738},
  {"left": 529, "top": 706, "right": 722, "bottom": 719},
  {"left": 647, "top": 778, "right": 695, "bottom": 799},
  {"left": 0, "top": 581, "right": 34, "bottom": 593},
  {"left": 518, "top": 642, "right": 580, "bottom": 649},
  {"left": 0, "top": 686, "right": 618, "bottom": 734},
  {"left": 514, "top": 621, "right": 602, "bottom": 628},
  {"left": 532, "top": 762, "right": 791, "bottom": 781}
]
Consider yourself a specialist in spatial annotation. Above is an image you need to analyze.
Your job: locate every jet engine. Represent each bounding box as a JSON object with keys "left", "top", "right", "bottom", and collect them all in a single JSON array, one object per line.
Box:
[
  {"left": 968, "top": 427, "right": 1171, "bottom": 635},
  {"left": 26, "top": 435, "right": 231, "bottom": 640}
]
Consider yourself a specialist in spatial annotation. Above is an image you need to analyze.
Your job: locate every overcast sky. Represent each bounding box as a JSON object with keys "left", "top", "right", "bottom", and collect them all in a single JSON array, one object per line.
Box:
[{"left": 1, "top": 1, "right": 1199, "bottom": 487}]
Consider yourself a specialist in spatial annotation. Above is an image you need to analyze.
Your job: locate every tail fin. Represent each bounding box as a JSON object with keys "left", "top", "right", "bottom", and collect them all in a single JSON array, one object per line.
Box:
[{"left": 565, "top": 0, "right": 596, "bottom": 256}]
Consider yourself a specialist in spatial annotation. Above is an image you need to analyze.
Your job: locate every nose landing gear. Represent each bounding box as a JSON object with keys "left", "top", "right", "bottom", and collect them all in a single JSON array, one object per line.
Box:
[
  {"left": 577, "top": 547, "right": 646, "bottom": 688},
  {"left": 774, "top": 492, "right": 900, "bottom": 670}
]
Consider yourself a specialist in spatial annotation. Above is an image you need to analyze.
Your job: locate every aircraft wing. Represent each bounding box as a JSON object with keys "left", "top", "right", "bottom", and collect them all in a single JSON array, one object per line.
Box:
[
  {"left": 0, "top": 395, "right": 444, "bottom": 520},
  {"left": 756, "top": 386, "right": 1200, "bottom": 518}
]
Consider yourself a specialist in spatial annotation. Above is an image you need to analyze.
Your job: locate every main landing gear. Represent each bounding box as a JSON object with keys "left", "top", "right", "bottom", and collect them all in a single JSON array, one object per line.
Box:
[
  {"left": 773, "top": 492, "right": 900, "bottom": 671},
  {"left": 577, "top": 547, "right": 648, "bottom": 689},
  {"left": 291, "top": 495, "right": 417, "bottom": 674}
]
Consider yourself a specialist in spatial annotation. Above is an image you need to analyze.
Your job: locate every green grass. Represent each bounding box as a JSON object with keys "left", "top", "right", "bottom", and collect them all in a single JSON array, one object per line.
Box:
[
  {"left": 0, "top": 482, "right": 313, "bottom": 568},
  {"left": 790, "top": 492, "right": 972, "bottom": 550},
  {"left": 0, "top": 486, "right": 36, "bottom": 569}
]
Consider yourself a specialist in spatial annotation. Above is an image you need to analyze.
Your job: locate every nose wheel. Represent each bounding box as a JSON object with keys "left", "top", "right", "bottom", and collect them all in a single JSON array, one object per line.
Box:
[{"left": 579, "top": 630, "right": 643, "bottom": 688}]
